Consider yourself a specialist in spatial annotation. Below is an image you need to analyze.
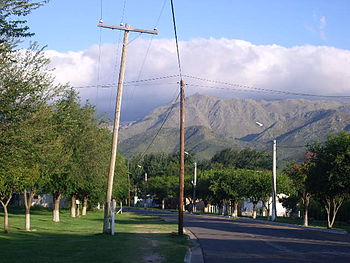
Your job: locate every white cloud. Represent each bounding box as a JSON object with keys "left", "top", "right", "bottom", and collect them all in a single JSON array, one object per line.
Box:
[{"left": 45, "top": 38, "right": 350, "bottom": 120}]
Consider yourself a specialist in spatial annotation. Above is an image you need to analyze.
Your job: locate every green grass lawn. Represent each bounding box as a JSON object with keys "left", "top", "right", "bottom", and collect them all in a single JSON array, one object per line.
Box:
[
  {"left": 253, "top": 216, "right": 350, "bottom": 232},
  {"left": 0, "top": 208, "right": 189, "bottom": 263}
]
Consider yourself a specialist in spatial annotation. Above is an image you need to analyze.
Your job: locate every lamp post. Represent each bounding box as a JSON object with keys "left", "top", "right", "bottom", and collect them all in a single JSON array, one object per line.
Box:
[
  {"left": 192, "top": 162, "right": 197, "bottom": 213},
  {"left": 138, "top": 165, "right": 148, "bottom": 208},
  {"left": 185, "top": 152, "right": 197, "bottom": 213}
]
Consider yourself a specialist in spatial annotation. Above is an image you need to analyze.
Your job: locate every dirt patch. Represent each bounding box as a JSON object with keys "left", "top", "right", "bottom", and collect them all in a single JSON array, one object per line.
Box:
[{"left": 132, "top": 225, "right": 168, "bottom": 234}]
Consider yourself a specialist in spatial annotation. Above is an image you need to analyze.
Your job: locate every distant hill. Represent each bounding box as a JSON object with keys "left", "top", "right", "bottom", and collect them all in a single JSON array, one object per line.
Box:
[{"left": 119, "top": 94, "right": 350, "bottom": 163}]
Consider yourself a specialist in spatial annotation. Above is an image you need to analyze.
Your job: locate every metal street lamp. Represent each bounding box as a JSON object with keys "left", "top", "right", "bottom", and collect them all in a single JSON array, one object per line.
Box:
[{"left": 185, "top": 152, "right": 197, "bottom": 213}]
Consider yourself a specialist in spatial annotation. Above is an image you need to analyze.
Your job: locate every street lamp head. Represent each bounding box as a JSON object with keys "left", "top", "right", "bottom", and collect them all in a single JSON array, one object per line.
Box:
[
  {"left": 137, "top": 165, "right": 142, "bottom": 168},
  {"left": 184, "top": 151, "right": 189, "bottom": 155}
]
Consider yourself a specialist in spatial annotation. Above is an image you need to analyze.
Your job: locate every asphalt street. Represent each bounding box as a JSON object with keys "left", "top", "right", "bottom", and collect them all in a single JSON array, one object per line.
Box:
[{"left": 129, "top": 209, "right": 350, "bottom": 263}]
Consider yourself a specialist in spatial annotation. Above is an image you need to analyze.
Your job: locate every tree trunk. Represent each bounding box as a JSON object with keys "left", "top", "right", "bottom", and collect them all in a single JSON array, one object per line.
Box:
[
  {"left": 233, "top": 201, "right": 238, "bottom": 217},
  {"left": 303, "top": 194, "right": 311, "bottom": 227},
  {"left": 53, "top": 193, "right": 62, "bottom": 222},
  {"left": 0, "top": 194, "right": 12, "bottom": 233},
  {"left": 325, "top": 197, "right": 343, "bottom": 229},
  {"left": 252, "top": 203, "right": 257, "bottom": 219},
  {"left": 3, "top": 205, "right": 9, "bottom": 233},
  {"left": 71, "top": 195, "right": 76, "bottom": 218},
  {"left": 82, "top": 196, "right": 88, "bottom": 216},
  {"left": 162, "top": 199, "right": 165, "bottom": 210},
  {"left": 76, "top": 202, "right": 80, "bottom": 217},
  {"left": 227, "top": 200, "right": 231, "bottom": 216},
  {"left": 23, "top": 190, "right": 35, "bottom": 231}
]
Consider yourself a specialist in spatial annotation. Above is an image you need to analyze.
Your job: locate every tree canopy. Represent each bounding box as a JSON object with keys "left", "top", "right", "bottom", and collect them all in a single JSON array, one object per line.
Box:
[{"left": 211, "top": 148, "right": 272, "bottom": 170}]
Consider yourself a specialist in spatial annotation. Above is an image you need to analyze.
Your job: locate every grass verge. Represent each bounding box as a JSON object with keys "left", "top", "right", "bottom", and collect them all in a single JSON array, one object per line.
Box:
[
  {"left": 252, "top": 215, "right": 350, "bottom": 232},
  {"left": 0, "top": 208, "right": 189, "bottom": 263}
]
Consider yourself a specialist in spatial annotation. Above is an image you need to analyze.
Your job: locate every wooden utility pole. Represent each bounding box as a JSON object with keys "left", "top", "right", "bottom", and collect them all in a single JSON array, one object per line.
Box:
[
  {"left": 271, "top": 139, "right": 277, "bottom": 221},
  {"left": 98, "top": 22, "right": 157, "bottom": 234},
  {"left": 178, "top": 79, "right": 185, "bottom": 235}
]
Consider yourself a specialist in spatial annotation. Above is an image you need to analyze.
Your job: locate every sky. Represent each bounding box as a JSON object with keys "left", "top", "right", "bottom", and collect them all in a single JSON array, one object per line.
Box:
[{"left": 22, "top": 0, "right": 350, "bottom": 121}]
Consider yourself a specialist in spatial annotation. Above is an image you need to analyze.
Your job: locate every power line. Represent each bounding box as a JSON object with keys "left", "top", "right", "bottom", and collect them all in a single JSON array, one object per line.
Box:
[
  {"left": 138, "top": 90, "right": 180, "bottom": 160},
  {"left": 71, "top": 75, "right": 180, "bottom": 89},
  {"left": 184, "top": 75, "right": 350, "bottom": 99},
  {"left": 170, "top": 0, "right": 183, "bottom": 78}
]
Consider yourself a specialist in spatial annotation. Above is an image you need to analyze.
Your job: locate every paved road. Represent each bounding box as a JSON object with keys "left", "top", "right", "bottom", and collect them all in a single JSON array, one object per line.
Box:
[{"left": 129, "top": 209, "right": 350, "bottom": 263}]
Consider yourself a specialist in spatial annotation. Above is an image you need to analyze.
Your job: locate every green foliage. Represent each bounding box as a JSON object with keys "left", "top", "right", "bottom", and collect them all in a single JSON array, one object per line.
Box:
[
  {"left": 209, "top": 169, "right": 244, "bottom": 203},
  {"left": 307, "top": 132, "right": 350, "bottom": 228},
  {"left": 0, "top": 0, "right": 47, "bottom": 50},
  {"left": 280, "top": 162, "right": 311, "bottom": 212},
  {"left": 112, "top": 154, "right": 129, "bottom": 201},
  {"left": 308, "top": 131, "right": 350, "bottom": 199},
  {"left": 211, "top": 148, "right": 272, "bottom": 170},
  {"left": 147, "top": 176, "right": 178, "bottom": 201},
  {"left": 238, "top": 170, "right": 272, "bottom": 204},
  {"left": 0, "top": 44, "right": 62, "bottom": 209}
]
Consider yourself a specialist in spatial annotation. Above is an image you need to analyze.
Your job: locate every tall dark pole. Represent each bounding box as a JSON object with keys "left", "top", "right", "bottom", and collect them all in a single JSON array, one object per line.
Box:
[{"left": 178, "top": 79, "right": 185, "bottom": 235}]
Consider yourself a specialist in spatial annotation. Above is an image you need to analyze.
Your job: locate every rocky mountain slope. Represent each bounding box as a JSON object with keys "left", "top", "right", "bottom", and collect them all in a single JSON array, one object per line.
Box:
[{"left": 119, "top": 94, "right": 350, "bottom": 162}]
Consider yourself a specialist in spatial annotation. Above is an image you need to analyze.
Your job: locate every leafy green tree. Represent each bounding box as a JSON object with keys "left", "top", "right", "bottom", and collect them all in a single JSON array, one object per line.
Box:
[
  {"left": 195, "top": 170, "right": 217, "bottom": 205},
  {"left": 239, "top": 170, "right": 272, "bottom": 219},
  {"left": 209, "top": 170, "right": 245, "bottom": 216},
  {"left": 20, "top": 106, "right": 68, "bottom": 230},
  {"left": 0, "top": 152, "right": 22, "bottom": 233},
  {"left": 45, "top": 89, "right": 82, "bottom": 222},
  {"left": 211, "top": 148, "right": 272, "bottom": 170},
  {"left": 0, "top": 45, "right": 62, "bottom": 232},
  {"left": 111, "top": 154, "right": 129, "bottom": 202},
  {"left": 147, "top": 176, "right": 178, "bottom": 209},
  {"left": 308, "top": 132, "right": 350, "bottom": 229},
  {"left": 282, "top": 161, "right": 311, "bottom": 226},
  {"left": 0, "top": 0, "right": 46, "bottom": 51}
]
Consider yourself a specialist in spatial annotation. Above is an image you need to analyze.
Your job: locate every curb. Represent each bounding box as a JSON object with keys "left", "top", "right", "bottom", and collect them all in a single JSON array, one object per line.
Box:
[
  {"left": 237, "top": 217, "right": 348, "bottom": 235},
  {"left": 184, "top": 227, "right": 204, "bottom": 263}
]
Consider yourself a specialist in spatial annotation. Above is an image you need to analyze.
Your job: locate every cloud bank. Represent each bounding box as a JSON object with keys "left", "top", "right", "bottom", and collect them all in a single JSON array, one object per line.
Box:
[{"left": 45, "top": 38, "right": 350, "bottom": 121}]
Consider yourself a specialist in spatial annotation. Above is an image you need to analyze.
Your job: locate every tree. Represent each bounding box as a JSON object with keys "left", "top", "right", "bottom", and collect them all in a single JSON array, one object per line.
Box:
[
  {"left": 20, "top": 106, "right": 68, "bottom": 230},
  {"left": 76, "top": 117, "right": 111, "bottom": 216},
  {"left": 0, "top": 152, "right": 22, "bottom": 233},
  {"left": 0, "top": 44, "right": 62, "bottom": 232},
  {"left": 0, "top": 0, "right": 46, "bottom": 51},
  {"left": 147, "top": 176, "right": 178, "bottom": 209},
  {"left": 308, "top": 132, "right": 350, "bottom": 229},
  {"left": 211, "top": 148, "right": 272, "bottom": 170},
  {"left": 45, "top": 89, "right": 81, "bottom": 222},
  {"left": 111, "top": 154, "right": 129, "bottom": 202},
  {"left": 240, "top": 170, "right": 272, "bottom": 219},
  {"left": 282, "top": 161, "right": 311, "bottom": 226},
  {"left": 209, "top": 170, "right": 245, "bottom": 217}
]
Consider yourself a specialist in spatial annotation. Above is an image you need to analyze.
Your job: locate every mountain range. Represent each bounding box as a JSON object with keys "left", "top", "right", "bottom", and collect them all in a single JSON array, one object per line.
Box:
[{"left": 119, "top": 94, "right": 350, "bottom": 164}]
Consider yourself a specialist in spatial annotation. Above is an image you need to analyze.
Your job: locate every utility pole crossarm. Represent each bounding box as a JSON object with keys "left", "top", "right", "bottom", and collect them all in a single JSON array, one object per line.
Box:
[{"left": 97, "top": 23, "right": 158, "bottom": 35}]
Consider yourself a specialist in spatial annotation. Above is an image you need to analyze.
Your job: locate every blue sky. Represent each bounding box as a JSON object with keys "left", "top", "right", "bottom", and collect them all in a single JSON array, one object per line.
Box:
[
  {"left": 26, "top": 0, "right": 350, "bottom": 51},
  {"left": 22, "top": 0, "right": 350, "bottom": 121}
]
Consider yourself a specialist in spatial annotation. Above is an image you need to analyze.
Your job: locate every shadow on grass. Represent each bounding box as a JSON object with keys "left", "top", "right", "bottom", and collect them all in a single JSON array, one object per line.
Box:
[{"left": 0, "top": 230, "right": 188, "bottom": 263}]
